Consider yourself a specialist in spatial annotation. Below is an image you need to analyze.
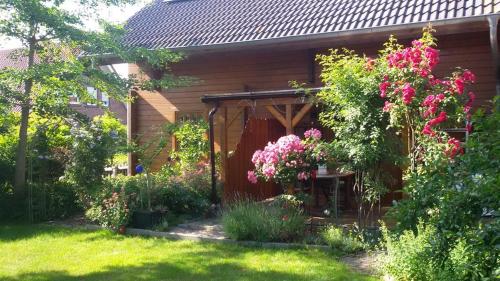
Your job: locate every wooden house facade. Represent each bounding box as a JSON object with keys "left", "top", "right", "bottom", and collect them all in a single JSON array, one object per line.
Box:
[{"left": 123, "top": 0, "right": 499, "bottom": 203}]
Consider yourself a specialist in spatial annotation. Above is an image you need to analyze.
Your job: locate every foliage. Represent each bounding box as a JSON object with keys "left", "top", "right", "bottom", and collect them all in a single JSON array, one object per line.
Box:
[
  {"left": 0, "top": 224, "right": 377, "bottom": 281},
  {"left": 86, "top": 170, "right": 213, "bottom": 228},
  {"left": 248, "top": 128, "right": 327, "bottom": 187},
  {"left": 384, "top": 99, "right": 500, "bottom": 280},
  {"left": 320, "top": 225, "right": 365, "bottom": 254},
  {"left": 86, "top": 189, "right": 131, "bottom": 229},
  {"left": 0, "top": 113, "right": 18, "bottom": 185},
  {"left": 64, "top": 115, "right": 125, "bottom": 204},
  {"left": 165, "top": 119, "right": 209, "bottom": 173},
  {"left": 0, "top": 0, "right": 189, "bottom": 200},
  {"left": 380, "top": 221, "right": 499, "bottom": 281},
  {"left": 29, "top": 181, "right": 81, "bottom": 221},
  {"left": 317, "top": 47, "right": 400, "bottom": 226},
  {"left": 378, "top": 27, "right": 474, "bottom": 171},
  {"left": 222, "top": 199, "right": 306, "bottom": 242}
]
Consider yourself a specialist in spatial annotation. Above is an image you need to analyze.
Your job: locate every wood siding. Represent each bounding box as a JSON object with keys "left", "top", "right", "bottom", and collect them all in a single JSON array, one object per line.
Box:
[{"left": 130, "top": 30, "right": 497, "bottom": 172}]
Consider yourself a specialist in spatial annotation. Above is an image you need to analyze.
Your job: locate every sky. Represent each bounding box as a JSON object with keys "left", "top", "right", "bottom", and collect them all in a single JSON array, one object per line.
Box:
[
  {"left": 0, "top": 1, "right": 151, "bottom": 77},
  {"left": 0, "top": 0, "right": 149, "bottom": 50}
]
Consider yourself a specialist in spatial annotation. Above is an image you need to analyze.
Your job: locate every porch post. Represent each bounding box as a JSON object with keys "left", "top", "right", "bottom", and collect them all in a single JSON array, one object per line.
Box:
[
  {"left": 208, "top": 103, "right": 220, "bottom": 204},
  {"left": 285, "top": 104, "right": 293, "bottom": 134},
  {"left": 219, "top": 107, "right": 228, "bottom": 185}
]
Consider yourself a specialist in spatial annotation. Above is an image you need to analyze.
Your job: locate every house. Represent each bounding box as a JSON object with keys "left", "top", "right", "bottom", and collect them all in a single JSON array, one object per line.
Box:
[
  {"left": 0, "top": 48, "right": 128, "bottom": 124},
  {"left": 123, "top": 0, "right": 499, "bottom": 204}
]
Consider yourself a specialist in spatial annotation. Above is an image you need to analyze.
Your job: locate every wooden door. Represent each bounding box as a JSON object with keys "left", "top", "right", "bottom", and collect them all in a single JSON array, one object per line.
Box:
[{"left": 224, "top": 118, "right": 285, "bottom": 202}]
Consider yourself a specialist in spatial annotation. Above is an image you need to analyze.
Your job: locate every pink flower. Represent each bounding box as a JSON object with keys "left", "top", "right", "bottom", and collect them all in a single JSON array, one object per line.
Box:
[
  {"left": 462, "top": 70, "right": 476, "bottom": 83},
  {"left": 454, "top": 78, "right": 465, "bottom": 95},
  {"left": 263, "top": 164, "right": 276, "bottom": 178},
  {"left": 251, "top": 150, "right": 262, "bottom": 164},
  {"left": 297, "top": 171, "right": 309, "bottom": 181},
  {"left": 402, "top": 83, "right": 416, "bottom": 104},
  {"left": 422, "top": 124, "right": 435, "bottom": 136},
  {"left": 446, "top": 138, "right": 463, "bottom": 158},
  {"left": 383, "top": 101, "right": 393, "bottom": 112},
  {"left": 304, "top": 128, "right": 322, "bottom": 140},
  {"left": 436, "top": 93, "right": 445, "bottom": 101},
  {"left": 379, "top": 81, "right": 391, "bottom": 98},
  {"left": 247, "top": 171, "right": 258, "bottom": 184},
  {"left": 422, "top": 95, "right": 435, "bottom": 106},
  {"left": 428, "top": 111, "right": 447, "bottom": 126},
  {"left": 424, "top": 47, "right": 439, "bottom": 69}
]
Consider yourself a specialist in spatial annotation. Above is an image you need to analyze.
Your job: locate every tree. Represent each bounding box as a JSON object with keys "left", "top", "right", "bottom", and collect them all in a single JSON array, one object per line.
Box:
[
  {"left": 0, "top": 0, "right": 188, "bottom": 204},
  {"left": 317, "top": 49, "right": 400, "bottom": 226}
]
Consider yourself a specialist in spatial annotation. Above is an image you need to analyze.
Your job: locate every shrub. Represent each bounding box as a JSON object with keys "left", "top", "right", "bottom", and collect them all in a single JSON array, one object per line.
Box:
[
  {"left": 222, "top": 199, "right": 306, "bottom": 242},
  {"left": 320, "top": 225, "right": 365, "bottom": 254},
  {"left": 30, "top": 181, "right": 81, "bottom": 221},
  {"left": 380, "top": 221, "right": 499, "bottom": 281},
  {"left": 85, "top": 189, "right": 131, "bottom": 229}
]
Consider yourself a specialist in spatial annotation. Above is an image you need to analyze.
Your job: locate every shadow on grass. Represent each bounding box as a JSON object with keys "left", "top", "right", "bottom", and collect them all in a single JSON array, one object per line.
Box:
[{"left": 0, "top": 260, "right": 372, "bottom": 281}]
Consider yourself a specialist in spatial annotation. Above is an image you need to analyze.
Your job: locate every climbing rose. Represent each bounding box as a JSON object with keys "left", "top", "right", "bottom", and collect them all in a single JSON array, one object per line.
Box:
[
  {"left": 402, "top": 83, "right": 416, "bottom": 104},
  {"left": 446, "top": 138, "right": 463, "bottom": 158},
  {"left": 454, "top": 77, "right": 465, "bottom": 95},
  {"left": 462, "top": 70, "right": 476, "bottom": 83},
  {"left": 428, "top": 111, "right": 447, "bottom": 126},
  {"left": 422, "top": 124, "right": 435, "bottom": 136},
  {"left": 383, "top": 101, "right": 393, "bottom": 112},
  {"left": 379, "top": 81, "right": 391, "bottom": 98}
]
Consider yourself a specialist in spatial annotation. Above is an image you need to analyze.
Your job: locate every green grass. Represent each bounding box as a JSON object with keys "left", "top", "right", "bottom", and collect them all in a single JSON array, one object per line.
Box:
[{"left": 0, "top": 224, "right": 377, "bottom": 281}]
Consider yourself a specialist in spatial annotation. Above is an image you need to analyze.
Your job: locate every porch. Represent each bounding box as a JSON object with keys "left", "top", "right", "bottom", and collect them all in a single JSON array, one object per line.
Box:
[{"left": 201, "top": 88, "right": 401, "bottom": 219}]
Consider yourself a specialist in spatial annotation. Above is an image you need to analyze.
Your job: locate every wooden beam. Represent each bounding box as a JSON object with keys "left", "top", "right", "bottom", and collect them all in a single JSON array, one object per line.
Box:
[
  {"left": 292, "top": 103, "right": 313, "bottom": 127},
  {"left": 286, "top": 104, "right": 293, "bottom": 134},
  {"left": 265, "top": 105, "right": 287, "bottom": 128},
  {"left": 226, "top": 107, "right": 244, "bottom": 129}
]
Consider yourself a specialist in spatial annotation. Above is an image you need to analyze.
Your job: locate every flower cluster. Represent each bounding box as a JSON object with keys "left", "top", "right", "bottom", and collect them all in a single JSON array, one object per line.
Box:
[
  {"left": 248, "top": 129, "right": 327, "bottom": 186},
  {"left": 378, "top": 31, "right": 475, "bottom": 160}
]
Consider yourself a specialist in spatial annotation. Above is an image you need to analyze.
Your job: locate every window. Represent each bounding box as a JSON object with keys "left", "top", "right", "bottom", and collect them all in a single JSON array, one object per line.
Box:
[
  {"left": 101, "top": 92, "right": 109, "bottom": 107},
  {"left": 86, "top": 87, "right": 97, "bottom": 105},
  {"left": 175, "top": 111, "right": 204, "bottom": 122},
  {"left": 69, "top": 94, "right": 80, "bottom": 104}
]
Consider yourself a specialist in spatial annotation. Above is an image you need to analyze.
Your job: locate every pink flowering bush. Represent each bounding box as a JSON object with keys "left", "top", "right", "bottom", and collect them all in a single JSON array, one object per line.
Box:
[
  {"left": 378, "top": 27, "right": 474, "bottom": 166},
  {"left": 248, "top": 129, "right": 327, "bottom": 186}
]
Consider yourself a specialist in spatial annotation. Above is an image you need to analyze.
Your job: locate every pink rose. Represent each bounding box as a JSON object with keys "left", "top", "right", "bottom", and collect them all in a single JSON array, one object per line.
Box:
[{"left": 247, "top": 171, "right": 258, "bottom": 184}]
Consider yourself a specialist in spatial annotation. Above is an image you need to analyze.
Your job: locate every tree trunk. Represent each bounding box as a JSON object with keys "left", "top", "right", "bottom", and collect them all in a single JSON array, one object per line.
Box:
[{"left": 13, "top": 36, "right": 36, "bottom": 202}]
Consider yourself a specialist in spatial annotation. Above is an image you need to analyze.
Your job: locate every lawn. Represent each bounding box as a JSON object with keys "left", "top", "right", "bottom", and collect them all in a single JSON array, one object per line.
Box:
[{"left": 0, "top": 224, "right": 376, "bottom": 281}]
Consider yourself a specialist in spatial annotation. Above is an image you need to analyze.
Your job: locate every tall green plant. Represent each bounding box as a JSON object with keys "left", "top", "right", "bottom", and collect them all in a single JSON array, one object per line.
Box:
[
  {"left": 0, "top": 0, "right": 189, "bottom": 205},
  {"left": 317, "top": 49, "right": 400, "bottom": 226}
]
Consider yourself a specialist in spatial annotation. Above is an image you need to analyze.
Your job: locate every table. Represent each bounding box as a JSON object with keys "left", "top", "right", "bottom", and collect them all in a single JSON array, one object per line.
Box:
[{"left": 312, "top": 171, "right": 354, "bottom": 219}]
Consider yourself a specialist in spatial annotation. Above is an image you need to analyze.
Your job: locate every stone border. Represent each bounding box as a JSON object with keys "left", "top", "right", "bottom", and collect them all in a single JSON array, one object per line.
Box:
[{"left": 51, "top": 223, "right": 330, "bottom": 251}]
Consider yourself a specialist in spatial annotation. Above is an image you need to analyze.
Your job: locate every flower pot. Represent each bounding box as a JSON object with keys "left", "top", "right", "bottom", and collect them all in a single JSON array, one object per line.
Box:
[
  {"left": 131, "top": 210, "right": 165, "bottom": 229},
  {"left": 117, "top": 225, "right": 126, "bottom": 235},
  {"left": 287, "top": 184, "right": 295, "bottom": 195}
]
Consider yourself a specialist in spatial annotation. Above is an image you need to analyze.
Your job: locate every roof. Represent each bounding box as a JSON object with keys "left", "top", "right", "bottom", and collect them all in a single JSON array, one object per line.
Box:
[
  {"left": 123, "top": 0, "right": 499, "bottom": 50},
  {"left": 0, "top": 48, "right": 29, "bottom": 69}
]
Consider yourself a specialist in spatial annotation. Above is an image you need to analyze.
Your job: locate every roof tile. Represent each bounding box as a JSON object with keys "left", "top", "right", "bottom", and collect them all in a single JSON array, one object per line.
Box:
[{"left": 122, "top": 0, "right": 499, "bottom": 49}]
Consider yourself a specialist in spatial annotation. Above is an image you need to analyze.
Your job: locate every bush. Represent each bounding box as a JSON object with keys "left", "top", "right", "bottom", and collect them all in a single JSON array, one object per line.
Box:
[
  {"left": 320, "top": 225, "right": 365, "bottom": 254},
  {"left": 85, "top": 189, "right": 131, "bottom": 229},
  {"left": 380, "top": 221, "right": 499, "bottom": 281},
  {"left": 222, "top": 199, "right": 306, "bottom": 242},
  {"left": 30, "top": 181, "right": 81, "bottom": 221}
]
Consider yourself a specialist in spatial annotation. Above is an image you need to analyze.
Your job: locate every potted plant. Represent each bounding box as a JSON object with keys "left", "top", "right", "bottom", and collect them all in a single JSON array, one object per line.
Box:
[
  {"left": 247, "top": 128, "right": 327, "bottom": 193},
  {"left": 129, "top": 127, "right": 171, "bottom": 229}
]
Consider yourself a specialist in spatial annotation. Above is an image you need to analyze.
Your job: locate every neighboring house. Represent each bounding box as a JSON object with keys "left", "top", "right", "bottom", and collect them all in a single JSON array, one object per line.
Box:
[
  {"left": 123, "top": 0, "right": 499, "bottom": 202},
  {"left": 0, "top": 48, "right": 128, "bottom": 124}
]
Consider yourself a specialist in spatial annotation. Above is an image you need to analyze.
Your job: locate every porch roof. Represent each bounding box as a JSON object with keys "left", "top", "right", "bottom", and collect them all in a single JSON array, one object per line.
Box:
[
  {"left": 200, "top": 88, "right": 322, "bottom": 103},
  {"left": 123, "top": 0, "right": 498, "bottom": 50}
]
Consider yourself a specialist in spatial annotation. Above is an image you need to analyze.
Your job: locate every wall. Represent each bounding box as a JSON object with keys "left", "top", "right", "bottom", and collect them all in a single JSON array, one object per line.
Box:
[{"left": 130, "top": 30, "right": 497, "bottom": 172}]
